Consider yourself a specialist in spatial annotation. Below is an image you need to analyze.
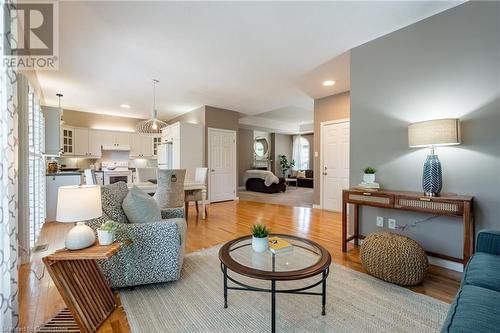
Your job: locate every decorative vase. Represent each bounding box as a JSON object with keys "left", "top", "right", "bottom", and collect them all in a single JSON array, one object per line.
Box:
[
  {"left": 252, "top": 236, "right": 269, "bottom": 253},
  {"left": 65, "top": 222, "right": 96, "bottom": 250},
  {"left": 422, "top": 153, "right": 442, "bottom": 196},
  {"left": 97, "top": 230, "right": 114, "bottom": 246},
  {"left": 363, "top": 173, "right": 376, "bottom": 184}
]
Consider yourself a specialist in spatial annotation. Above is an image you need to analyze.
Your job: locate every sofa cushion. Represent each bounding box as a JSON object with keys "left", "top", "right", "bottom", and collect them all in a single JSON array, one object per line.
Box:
[
  {"left": 122, "top": 186, "right": 162, "bottom": 223},
  {"left": 296, "top": 170, "right": 306, "bottom": 179},
  {"left": 442, "top": 285, "right": 500, "bottom": 333},
  {"left": 101, "top": 182, "right": 129, "bottom": 223},
  {"left": 463, "top": 252, "right": 500, "bottom": 293}
]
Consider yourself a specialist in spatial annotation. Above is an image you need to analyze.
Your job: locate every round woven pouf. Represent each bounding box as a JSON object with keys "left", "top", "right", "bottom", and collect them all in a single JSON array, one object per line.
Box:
[{"left": 360, "top": 232, "right": 428, "bottom": 286}]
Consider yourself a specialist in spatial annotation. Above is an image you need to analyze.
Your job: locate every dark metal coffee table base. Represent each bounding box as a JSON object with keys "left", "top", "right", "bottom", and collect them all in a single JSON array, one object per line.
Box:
[{"left": 221, "top": 263, "right": 329, "bottom": 333}]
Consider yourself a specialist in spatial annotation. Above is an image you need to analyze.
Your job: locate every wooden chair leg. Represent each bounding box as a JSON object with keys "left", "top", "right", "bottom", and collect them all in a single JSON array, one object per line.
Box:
[
  {"left": 185, "top": 202, "right": 189, "bottom": 221},
  {"left": 195, "top": 201, "right": 199, "bottom": 214},
  {"left": 205, "top": 206, "right": 208, "bottom": 217}
]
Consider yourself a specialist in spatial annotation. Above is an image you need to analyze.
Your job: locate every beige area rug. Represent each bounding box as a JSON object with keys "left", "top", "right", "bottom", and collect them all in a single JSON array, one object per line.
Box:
[
  {"left": 238, "top": 187, "right": 314, "bottom": 208},
  {"left": 119, "top": 245, "right": 449, "bottom": 333}
]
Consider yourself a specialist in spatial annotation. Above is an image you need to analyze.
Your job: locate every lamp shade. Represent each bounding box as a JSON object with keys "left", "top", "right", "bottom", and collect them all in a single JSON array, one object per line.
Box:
[
  {"left": 408, "top": 118, "right": 461, "bottom": 148},
  {"left": 56, "top": 185, "right": 102, "bottom": 222}
]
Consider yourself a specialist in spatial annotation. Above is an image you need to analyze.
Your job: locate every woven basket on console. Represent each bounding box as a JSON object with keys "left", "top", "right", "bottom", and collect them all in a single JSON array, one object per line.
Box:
[{"left": 360, "top": 232, "right": 428, "bottom": 286}]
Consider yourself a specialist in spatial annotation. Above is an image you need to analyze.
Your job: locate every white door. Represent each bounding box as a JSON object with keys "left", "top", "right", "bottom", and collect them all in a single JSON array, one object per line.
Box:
[
  {"left": 321, "top": 120, "right": 350, "bottom": 212},
  {"left": 208, "top": 128, "right": 236, "bottom": 202}
]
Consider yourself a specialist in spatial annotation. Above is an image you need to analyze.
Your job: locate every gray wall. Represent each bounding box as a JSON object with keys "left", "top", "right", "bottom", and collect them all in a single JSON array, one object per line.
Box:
[
  {"left": 313, "top": 92, "right": 350, "bottom": 205},
  {"left": 273, "top": 133, "right": 293, "bottom": 177},
  {"left": 350, "top": 1, "right": 500, "bottom": 259},
  {"left": 238, "top": 128, "right": 255, "bottom": 186},
  {"left": 167, "top": 106, "right": 205, "bottom": 125}
]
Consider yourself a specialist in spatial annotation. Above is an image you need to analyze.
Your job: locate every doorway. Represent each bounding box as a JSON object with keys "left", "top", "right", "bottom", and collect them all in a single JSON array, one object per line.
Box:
[
  {"left": 208, "top": 128, "right": 237, "bottom": 202},
  {"left": 320, "top": 119, "right": 350, "bottom": 211}
]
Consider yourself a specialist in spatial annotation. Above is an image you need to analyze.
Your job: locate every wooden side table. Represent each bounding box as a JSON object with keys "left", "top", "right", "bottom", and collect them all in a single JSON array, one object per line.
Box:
[
  {"left": 342, "top": 188, "right": 474, "bottom": 266},
  {"left": 39, "top": 243, "right": 121, "bottom": 333}
]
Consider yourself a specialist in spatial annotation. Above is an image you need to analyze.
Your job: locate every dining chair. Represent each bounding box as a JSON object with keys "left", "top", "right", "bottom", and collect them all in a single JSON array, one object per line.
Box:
[
  {"left": 185, "top": 167, "right": 208, "bottom": 219},
  {"left": 84, "top": 169, "right": 97, "bottom": 185},
  {"left": 153, "top": 169, "right": 186, "bottom": 211}
]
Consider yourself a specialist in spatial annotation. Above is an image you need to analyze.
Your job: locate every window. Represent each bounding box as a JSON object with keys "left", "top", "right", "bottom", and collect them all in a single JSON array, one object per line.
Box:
[
  {"left": 28, "top": 85, "right": 45, "bottom": 248},
  {"left": 292, "top": 135, "right": 310, "bottom": 170},
  {"left": 299, "top": 137, "right": 310, "bottom": 170}
]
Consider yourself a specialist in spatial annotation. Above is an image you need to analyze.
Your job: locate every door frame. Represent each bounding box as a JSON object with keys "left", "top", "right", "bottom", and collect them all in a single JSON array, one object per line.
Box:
[
  {"left": 207, "top": 127, "right": 237, "bottom": 202},
  {"left": 320, "top": 118, "right": 350, "bottom": 210}
]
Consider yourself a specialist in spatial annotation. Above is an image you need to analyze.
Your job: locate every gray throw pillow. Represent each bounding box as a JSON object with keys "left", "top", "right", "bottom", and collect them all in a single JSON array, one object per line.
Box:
[{"left": 122, "top": 186, "right": 162, "bottom": 223}]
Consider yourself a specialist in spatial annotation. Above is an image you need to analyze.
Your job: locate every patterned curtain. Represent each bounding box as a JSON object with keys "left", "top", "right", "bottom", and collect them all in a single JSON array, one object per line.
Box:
[{"left": 0, "top": 1, "right": 20, "bottom": 330}]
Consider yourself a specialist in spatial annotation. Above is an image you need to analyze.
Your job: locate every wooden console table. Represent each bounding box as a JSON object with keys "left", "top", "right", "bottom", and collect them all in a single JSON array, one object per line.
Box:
[
  {"left": 40, "top": 243, "right": 121, "bottom": 333},
  {"left": 342, "top": 189, "right": 474, "bottom": 266}
]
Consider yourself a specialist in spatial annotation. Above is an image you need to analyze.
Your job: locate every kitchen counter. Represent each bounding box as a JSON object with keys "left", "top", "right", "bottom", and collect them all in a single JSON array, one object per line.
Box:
[{"left": 46, "top": 171, "right": 82, "bottom": 176}]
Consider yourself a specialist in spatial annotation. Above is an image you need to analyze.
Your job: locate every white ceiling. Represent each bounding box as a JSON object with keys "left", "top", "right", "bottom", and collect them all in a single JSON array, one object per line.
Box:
[{"left": 38, "top": 1, "right": 462, "bottom": 121}]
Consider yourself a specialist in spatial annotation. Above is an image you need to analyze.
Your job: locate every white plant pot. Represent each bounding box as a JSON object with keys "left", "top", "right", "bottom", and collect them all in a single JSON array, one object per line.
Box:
[
  {"left": 363, "top": 173, "right": 376, "bottom": 184},
  {"left": 97, "top": 230, "right": 114, "bottom": 246},
  {"left": 252, "top": 236, "right": 269, "bottom": 253}
]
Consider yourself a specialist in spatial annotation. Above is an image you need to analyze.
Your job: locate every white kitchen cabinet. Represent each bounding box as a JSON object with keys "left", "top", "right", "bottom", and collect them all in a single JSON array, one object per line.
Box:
[
  {"left": 61, "top": 126, "right": 74, "bottom": 155},
  {"left": 73, "top": 128, "right": 90, "bottom": 156},
  {"left": 45, "top": 174, "right": 82, "bottom": 221},
  {"left": 114, "top": 132, "right": 130, "bottom": 147},
  {"left": 159, "top": 122, "right": 204, "bottom": 181},
  {"left": 89, "top": 130, "right": 114, "bottom": 156},
  {"left": 130, "top": 134, "right": 155, "bottom": 158},
  {"left": 152, "top": 136, "right": 161, "bottom": 157}
]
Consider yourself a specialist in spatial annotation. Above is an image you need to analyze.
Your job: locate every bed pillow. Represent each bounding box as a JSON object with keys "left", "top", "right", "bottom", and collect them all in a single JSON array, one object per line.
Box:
[
  {"left": 296, "top": 171, "right": 306, "bottom": 179},
  {"left": 122, "top": 186, "right": 162, "bottom": 223}
]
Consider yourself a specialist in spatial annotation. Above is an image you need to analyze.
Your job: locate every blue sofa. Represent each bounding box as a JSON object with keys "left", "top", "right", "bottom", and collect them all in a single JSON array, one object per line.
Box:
[{"left": 442, "top": 230, "right": 500, "bottom": 332}]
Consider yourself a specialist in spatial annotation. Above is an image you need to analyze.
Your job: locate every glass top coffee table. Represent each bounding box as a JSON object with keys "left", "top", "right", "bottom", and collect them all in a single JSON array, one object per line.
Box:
[{"left": 218, "top": 234, "right": 331, "bottom": 333}]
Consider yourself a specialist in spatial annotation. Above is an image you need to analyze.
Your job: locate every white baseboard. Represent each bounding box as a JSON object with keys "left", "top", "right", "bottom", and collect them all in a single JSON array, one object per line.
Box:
[
  {"left": 428, "top": 256, "right": 463, "bottom": 272},
  {"left": 348, "top": 238, "right": 463, "bottom": 272},
  {"left": 312, "top": 204, "right": 322, "bottom": 209}
]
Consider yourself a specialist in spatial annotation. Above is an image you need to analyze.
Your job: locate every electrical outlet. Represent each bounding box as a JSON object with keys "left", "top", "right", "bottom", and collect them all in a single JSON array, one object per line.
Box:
[
  {"left": 376, "top": 216, "right": 384, "bottom": 227},
  {"left": 388, "top": 218, "right": 396, "bottom": 230}
]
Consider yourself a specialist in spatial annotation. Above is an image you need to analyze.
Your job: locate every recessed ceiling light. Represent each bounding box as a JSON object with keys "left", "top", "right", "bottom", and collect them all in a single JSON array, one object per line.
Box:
[
  {"left": 120, "top": 104, "right": 131, "bottom": 109},
  {"left": 322, "top": 80, "right": 336, "bottom": 87}
]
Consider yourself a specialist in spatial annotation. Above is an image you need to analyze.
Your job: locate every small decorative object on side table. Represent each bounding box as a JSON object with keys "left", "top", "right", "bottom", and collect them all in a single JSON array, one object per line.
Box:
[
  {"left": 219, "top": 234, "right": 331, "bottom": 333},
  {"left": 38, "top": 243, "right": 121, "bottom": 333}
]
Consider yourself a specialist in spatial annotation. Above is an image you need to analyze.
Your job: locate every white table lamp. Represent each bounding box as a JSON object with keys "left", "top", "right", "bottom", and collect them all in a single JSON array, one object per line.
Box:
[
  {"left": 408, "top": 118, "right": 461, "bottom": 196},
  {"left": 56, "top": 185, "right": 102, "bottom": 250}
]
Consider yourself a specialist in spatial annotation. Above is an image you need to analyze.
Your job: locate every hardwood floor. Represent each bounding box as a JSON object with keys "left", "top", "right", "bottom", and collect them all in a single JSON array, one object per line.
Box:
[{"left": 19, "top": 200, "right": 461, "bottom": 332}]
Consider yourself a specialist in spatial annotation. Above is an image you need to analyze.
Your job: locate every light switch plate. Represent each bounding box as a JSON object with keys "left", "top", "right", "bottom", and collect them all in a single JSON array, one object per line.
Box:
[
  {"left": 388, "top": 218, "right": 396, "bottom": 230},
  {"left": 376, "top": 216, "right": 384, "bottom": 227}
]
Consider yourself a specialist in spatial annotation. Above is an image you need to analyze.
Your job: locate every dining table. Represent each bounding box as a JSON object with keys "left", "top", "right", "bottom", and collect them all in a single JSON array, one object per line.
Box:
[{"left": 128, "top": 181, "right": 207, "bottom": 219}]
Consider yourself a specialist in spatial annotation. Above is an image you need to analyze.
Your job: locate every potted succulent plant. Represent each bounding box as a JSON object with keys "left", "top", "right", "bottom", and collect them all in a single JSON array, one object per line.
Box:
[
  {"left": 97, "top": 220, "right": 120, "bottom": 245},
  {"left": 251, "top": 224, "right": 270, "bottom": 253},
  {"left": 363, "top": 167, "right": 377, "bottom": 184}
]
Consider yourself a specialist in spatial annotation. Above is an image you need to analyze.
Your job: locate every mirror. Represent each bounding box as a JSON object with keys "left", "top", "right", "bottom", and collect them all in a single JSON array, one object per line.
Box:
[{"left": 254, "top": 137, "right": 269, "bottom": 158}]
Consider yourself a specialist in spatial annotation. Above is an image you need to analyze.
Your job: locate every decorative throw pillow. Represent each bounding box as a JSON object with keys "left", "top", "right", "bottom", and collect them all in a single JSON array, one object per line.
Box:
[
  {"left": 101, "top": 182, "right": 130, "bottom": 223},
  {"left": 290, "top": 169, "right": 298, "bottom": 178},
  {"left": 296, "top": 171, "right": 306, "bottom": 179},
  {"left": 122, "top": 186, "right": 162, "bottom": 223}
]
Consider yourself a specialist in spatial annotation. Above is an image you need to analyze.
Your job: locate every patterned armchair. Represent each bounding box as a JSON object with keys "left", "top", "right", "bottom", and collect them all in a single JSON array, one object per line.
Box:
[{"left": 85, "top": 182, "right": 186, "bottom": 288}]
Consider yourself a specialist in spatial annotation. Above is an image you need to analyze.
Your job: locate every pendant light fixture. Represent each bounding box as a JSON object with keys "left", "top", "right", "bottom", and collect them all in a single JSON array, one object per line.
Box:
[{"left": 135, "top": 79, "right": 168, "bottom": 134}]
